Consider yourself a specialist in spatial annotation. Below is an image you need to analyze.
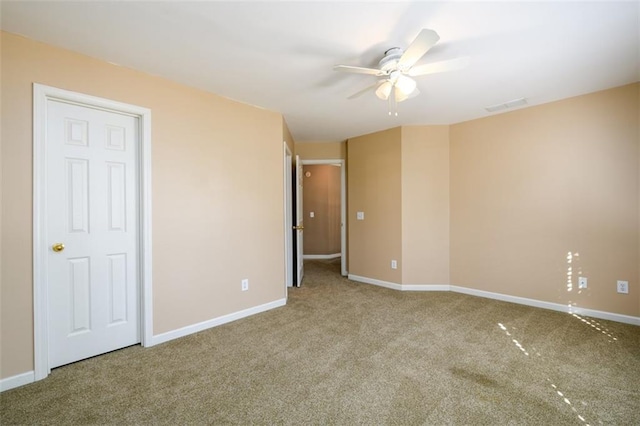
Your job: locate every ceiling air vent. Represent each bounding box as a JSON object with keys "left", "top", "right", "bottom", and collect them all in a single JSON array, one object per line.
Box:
[{"left": 485, "top": 97, "right": 528, "bottom": 113}]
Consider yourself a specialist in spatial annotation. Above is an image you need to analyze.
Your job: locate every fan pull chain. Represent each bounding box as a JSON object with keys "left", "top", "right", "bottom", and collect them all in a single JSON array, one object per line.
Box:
[{"left": 388, "top": 85, "right": 399, "bottom": 116}]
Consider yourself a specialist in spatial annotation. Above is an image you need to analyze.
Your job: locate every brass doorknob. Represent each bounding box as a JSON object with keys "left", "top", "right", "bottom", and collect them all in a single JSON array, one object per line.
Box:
[
  {"left": 293, "top": 225, "right": 304, "bottom": 230},
  {"left": 52, "top": 243, "right": 65, "bottom": 252}
]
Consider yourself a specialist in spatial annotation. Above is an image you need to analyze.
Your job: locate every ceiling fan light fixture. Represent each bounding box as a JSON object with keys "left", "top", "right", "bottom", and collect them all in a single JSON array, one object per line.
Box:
[
  {"left": 395, "top": 88, "right": 409, "bottom": 103},
  {"left": 395, "top": 75, "right": 417, "bottom": 96},
  {"left": 375, "top": 81, "right": 392, "bottom": 100}
]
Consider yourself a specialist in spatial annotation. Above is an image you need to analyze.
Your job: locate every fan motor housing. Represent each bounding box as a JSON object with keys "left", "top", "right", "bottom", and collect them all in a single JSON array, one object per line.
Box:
[{"left": 379, "top": 47, "right": 403, "bottom": 73}]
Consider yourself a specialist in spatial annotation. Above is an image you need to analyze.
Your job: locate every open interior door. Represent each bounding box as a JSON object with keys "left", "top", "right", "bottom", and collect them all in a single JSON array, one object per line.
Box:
[{"left": 294, "top": 155, "right": 304, "bottom": 286}]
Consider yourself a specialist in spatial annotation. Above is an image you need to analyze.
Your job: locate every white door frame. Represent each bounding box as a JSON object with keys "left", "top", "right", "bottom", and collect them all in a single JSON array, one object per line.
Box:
[
  {"left": 300, "top": 159, "right": 347, "bottom": 276},
  {"left": 33, "top": 83, "right": 153, "bottom": 381},
  {"left": 283, "top": 143, "right": 293, "bottom": 288},
  {"left": 294, "top": 155, "right": 304, "bottom": 286}
]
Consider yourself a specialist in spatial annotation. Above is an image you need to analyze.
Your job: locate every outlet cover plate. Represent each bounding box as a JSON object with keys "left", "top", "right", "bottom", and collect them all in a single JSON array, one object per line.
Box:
[
  {"left": 578, "top": 277, "right": 587, "bottom": 289},
  {"left": 242, "top": 279, "right": 249, "bottom": 291},
  {"left": 617, "top": 280, "right": 629, "bottom": 294}
]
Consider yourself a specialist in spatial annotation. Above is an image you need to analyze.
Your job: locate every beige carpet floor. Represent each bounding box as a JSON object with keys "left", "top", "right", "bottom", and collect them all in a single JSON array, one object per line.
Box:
[{"left": 1, "top": 259, "right": 639, "bottom": 425}]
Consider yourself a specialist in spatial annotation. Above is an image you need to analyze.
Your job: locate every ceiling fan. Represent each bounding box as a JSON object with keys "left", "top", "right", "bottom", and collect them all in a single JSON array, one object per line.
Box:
[{"left": 333, "top": 29, "right": 468, "bottom": 113}]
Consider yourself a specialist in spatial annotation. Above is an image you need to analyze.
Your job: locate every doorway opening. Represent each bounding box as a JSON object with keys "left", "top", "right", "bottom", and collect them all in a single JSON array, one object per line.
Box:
[{"left": 299, "top": 159, "right": 347, "bottom": 277}]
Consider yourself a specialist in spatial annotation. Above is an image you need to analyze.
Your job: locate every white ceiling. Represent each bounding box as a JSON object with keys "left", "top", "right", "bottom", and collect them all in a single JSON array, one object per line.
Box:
[{"left": 2, "top": 1, "right": 639, "bottom": 142}]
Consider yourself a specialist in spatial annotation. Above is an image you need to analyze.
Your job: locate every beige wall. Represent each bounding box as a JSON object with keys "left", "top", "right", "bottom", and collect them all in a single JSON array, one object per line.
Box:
[
  {"left": 347, "top": 128, "right": 402, "bottom": 282},
  {"left": 345, "top": 84, "right": 638, "bottom": 318},
  {"left": 347, "top": 125, "right": 450, "bottom": 286},
  {"left": 1, "top": 32, "right": 286, "bottom": 379},
  {"left": 295, "top": 141, "right": 346, "bottom": 160},
  {"left": 283, "top": 119, "right": 295, "bottom": 154},
  {"left": 401, "top": 126, "right": 450, "bottom": 285},
  {"left": 302, "top": 165, "right": 341, "bottom": 255},
  {"left": 450, "top": 83, "right": 639, "bottom": 316}
]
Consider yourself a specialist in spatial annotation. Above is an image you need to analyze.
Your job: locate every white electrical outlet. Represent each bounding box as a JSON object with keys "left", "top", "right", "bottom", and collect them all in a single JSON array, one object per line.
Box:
[
  {"left": 578, "top": 277, "right": 587, "bottom": 289},
  {"left": 357, "top": 211, "right": 365, "bottom": 220},
  {"left": 391, "top": 260, "right": 397, "bottom": 269},
  {"left": 617, "top": 280, "right": 629, "bottom": 294},
  {"left": 241, "top": 279, "right": 249, "bottom": 291}
]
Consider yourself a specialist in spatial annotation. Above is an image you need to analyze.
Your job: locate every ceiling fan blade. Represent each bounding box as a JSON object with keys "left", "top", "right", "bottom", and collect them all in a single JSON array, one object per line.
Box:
[
  {"left": 398, "top": 29, "right": 440, "bottom": 71},
  {"left": 408, "top": 57, "right": 470, "bottom": 77},
  {"left": 333, "top": 65, "right": 382, "bottom": 76},
  {"left": 347, "top": 81, "right": 384, "bottom": 99}
]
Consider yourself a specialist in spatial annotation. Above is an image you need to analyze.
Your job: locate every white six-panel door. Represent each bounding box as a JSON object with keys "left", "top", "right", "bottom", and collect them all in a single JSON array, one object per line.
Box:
[{"left": 47, "top": 100, "right": 140, "bottom": 368}]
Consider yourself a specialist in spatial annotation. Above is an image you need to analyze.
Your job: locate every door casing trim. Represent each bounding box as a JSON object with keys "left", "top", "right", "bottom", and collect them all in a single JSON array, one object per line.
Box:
[
  {"left": 33, "top": 83, "right": 153, "bottom": 381},
  {"left": 283, "top": 142, "right": 294, "bottom": 288}
]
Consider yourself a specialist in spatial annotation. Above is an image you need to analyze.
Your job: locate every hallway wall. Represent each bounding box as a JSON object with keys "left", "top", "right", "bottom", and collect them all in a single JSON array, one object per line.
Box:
[{"left": 303, "top": 165, "right": 342, "bottom": 255}]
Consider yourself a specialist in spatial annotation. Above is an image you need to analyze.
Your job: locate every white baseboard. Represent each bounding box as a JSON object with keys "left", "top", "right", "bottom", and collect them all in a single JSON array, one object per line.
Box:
[
  {"left": 450, "top": 285, "right": 640, "bottom": 326},
  {"left": 348, "top": 274, "right": 403, "bottom": 290},
  {"left": 303, "top": 253, "right": 341, "bottom": 260},
  {"left": 450, "top": 285, "right": 565, "bottom": 313},
  {"left": 402, "top": 284, "right": 451, "bottom": 291},
  {"left": 0, "top": 370, "right": 35, "bottom": 392},
  {"left": 569, "top": 306, "right": 640, "bottom": 326},
  {"left": 150, "top": 298, "right": 287, "bottom": 346},
  {"left": 348, "top": 275, "right": 448, "bottom": 292},
  {"left": 348, "top": 275, "right": 639, "bottom": 326}
]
